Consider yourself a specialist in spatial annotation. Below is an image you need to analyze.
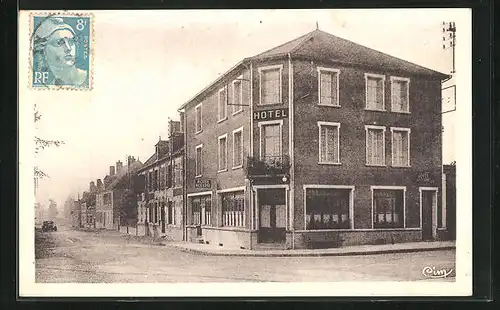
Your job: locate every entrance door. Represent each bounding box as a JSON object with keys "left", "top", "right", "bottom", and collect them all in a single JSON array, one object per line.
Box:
[
  {"left": 196, "top": 210, "right": 202, "bottom": 237},
  {"left": 258, "top": 189, "right": 286, "bottom": 243},
  {"left": 161, "top": 203, "right": 166, "bottom": 234},
  {"left": 421, "top": 189, "right": 437, "bottom": 241}
]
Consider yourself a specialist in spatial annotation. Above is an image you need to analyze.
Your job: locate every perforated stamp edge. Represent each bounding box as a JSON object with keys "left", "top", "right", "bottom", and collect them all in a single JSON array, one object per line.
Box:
[{"left": 27, "top": 12, "right": 95, "bottom": 91}]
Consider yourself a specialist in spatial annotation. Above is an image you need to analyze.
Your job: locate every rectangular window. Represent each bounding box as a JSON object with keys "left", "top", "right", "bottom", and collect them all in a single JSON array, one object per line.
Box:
[
  {"left": 218, "top": 134, "right": 228, "bottom": 172},
  {"left": 103, "top": 193, "right": 111, "bottom": 205},
  {"left": 148, "top": 172, "right": 153, "bottom": 191},
  {"left": 305, "top": 188, "right": 352, "bottom": 230},
  {"left": 365, "top": 73, "right": 385, "bottom": 110},
  {"left": 191, "top": 195, "right": 211, "bottom": 226},
  {"left": 232, "top": 78, "right": 243, "bottom": 114},
  {"left": 365, "top": 125, "right": 386, "bottom": 166},
  {"left": 391, "top": 127, "right": 411, "bottom": 167},
  {"left": 318, "top": 122, "right": 340, "bottom": 164},
  {"left": 159, "top": 165, "right": 165, "bottom": 189},
  {"left": 233, "top": 127, "right": 243, "bottom": 168},
  {"left": 391, "top": 77, "right": 410, "bottom": 113},
  {"left": 372, "top": 188, "right": 405, "bottom": 228},
  {"left": 261, "top": 123, "right": 281, "bottom": 161},
  {"left": 195, "top": 103, "right": 202, "bottom": 133},
  {"left": 195, "top": 144, "right": 203, "bottom": 177},
  {"left": 259, "top": 65, "right": 282, "bottom": 105},
  {"left": 174, "top": 158, "right": 182, "bottom": 187},
  {"left": 203, "top": 197, "right": 212, "bottom": 226},
  {"left": 166, "top": 165, "right": 172, "bottom": 188},
  {"left": 218, "top": 87, "right": 227, "bottom": 122},
  {"left": 153, "top": 170, "right": 159, "bottom": 190},
  {"left": 318, "top": 68, "right": 340, "bottom": 106},
  {"left": 222, "top": 191, "right": 245, "bottom": 227}
]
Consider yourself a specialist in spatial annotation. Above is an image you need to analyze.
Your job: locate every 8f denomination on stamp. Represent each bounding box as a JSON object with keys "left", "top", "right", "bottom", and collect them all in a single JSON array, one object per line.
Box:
[{"left": 30, "top": 13, "right": 93, "bottom": 90}]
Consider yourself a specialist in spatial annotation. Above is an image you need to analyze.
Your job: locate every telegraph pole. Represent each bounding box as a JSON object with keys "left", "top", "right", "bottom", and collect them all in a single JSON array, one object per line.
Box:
[
  {"left": 441, "top": 21, "right": 457, "bottom": 115},
  {"left": 442, "top": 21, "right": 456, "bottom": 74},
  {"left": 441, "top": 21, "right": 457, "bottom": 177}
]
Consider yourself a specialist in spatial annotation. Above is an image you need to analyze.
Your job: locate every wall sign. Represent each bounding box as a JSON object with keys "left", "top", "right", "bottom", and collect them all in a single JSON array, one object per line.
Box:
[
  {"left": 253, "top": 108, "right": 288, "bottom": 121},
  {"left": 195, "top": 179, "right": 212, "bottom": 189},
  {"left": 417, "top": 172, "right": 431, "bottom": 183}
]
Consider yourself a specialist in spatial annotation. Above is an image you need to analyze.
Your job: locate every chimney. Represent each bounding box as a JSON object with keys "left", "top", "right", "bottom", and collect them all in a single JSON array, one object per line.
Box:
[
  {"left": 89, "top": 181, "right": 96, "bottom": 193},
  {"left": 169, "top": 120, "right": 181, "bottom": 136},
  {"left": 116, "top": 161, "right": 123, "bottom": 172},
  {"left": 127, "top": 156, "right": 136, "bottom": 168},
  {"left": 96, "top": 179, "right": 103, "bottom": 191},
  {"left": 156, "top": 140, "right": 169, "bottom": 159},
  {"left": 109, "top": 166, "right": 115, "bottom": 176}
]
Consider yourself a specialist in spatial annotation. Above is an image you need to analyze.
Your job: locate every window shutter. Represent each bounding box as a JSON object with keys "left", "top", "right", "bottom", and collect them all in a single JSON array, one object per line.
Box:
[
  {"left": 400, "top": 82, "right": 408, "bottom": 111},
  {"left": 376, "top": 80, "right": 383, "bottom": 110},
  {"left": 320, "top": 72, "right": 332, "bottom": 105},
  {"left": 372, "top": 130, "right": 382, "bottom": 165},
  {"left": 332, "top": 126, "right": 339, "bottom": 162},
  {"left": 332, "top": 73, "right": 338, "bottom": 105},
  {"left": 402, "top": 132, "right": 408, "bottom": 165},
  {"left": 367, "top": 130, "right": 373, "bottom": 164},
  {"left": 393, "top": 132, "right": 400, "bottom": 165},
  {"left": 320, "top": 126, "right": 327, "bottom": 162}
]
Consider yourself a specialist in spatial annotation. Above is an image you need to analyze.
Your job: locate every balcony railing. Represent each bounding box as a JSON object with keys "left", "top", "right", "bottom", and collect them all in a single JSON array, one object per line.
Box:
[{"left": 245, "top": 155, "right": 290, "bottom": 177}]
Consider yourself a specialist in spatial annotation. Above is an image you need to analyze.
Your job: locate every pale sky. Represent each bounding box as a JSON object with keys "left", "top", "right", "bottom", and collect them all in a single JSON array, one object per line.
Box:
[{"left": 21, "top": 9, "right": 466, "bottom": 208}]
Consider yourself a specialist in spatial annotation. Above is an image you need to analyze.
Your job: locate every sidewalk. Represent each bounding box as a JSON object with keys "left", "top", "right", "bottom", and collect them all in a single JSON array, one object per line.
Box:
[{"left": 168, "top": 240, "right": 455, "bottom": 257}]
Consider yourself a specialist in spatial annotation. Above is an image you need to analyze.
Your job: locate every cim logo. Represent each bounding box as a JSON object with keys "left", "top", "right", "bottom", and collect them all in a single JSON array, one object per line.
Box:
[{"left": 422, "top": 266, "right": 454, "bottom": 279}]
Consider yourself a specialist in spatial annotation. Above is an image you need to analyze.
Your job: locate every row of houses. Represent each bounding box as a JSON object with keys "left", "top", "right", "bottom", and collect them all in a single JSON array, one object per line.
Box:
[
  {"left": 71, "top": 156, "right": 144, "bottom": 230},
  {"left": 73, "top": 28, "right": 456, "bottom": 249}
]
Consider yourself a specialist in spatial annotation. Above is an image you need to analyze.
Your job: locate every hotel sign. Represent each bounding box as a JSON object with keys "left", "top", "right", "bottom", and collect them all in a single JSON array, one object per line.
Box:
[
  {"left": 253, "top": 108, "right": 289, "bottom": 121},
  {"left": 195, "top": 179, "right": 212, "bottom": 189}
]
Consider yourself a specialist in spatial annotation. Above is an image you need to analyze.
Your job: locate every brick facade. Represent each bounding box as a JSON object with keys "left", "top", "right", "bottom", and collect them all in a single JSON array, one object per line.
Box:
[{"left": 178, "top": 29, "right": 450, "bottom": 249}]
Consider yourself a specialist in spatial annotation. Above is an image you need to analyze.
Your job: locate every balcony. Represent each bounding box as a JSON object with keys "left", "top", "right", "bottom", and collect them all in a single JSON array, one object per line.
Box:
[{"left": 245, "top": 155, "right": 290, "bottom": 178}]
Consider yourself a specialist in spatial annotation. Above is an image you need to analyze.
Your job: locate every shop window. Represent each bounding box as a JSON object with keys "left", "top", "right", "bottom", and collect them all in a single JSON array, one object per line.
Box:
[
  {"left": 372, "top": 188, "right": 404, "bottom": 228},
  {"left": 305, "top": 188, "right": 352, "bottom": 230},
  {"left": 222, "top": 191, "right": 244, "bottom": 227}
]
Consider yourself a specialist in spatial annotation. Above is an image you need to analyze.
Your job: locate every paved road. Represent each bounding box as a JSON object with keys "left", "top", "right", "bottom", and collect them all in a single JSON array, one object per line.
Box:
[{"left": 35, "top": 224, "right": 456, "bottom": 283}]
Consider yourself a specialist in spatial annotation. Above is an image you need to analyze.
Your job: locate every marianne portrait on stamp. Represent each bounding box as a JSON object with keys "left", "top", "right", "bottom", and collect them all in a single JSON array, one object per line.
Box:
[{"left": 33, "top": 17, "right": 88, "bottom": 87}]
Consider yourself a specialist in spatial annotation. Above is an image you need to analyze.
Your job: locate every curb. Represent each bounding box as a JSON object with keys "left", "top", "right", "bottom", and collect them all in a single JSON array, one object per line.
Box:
[{"left": 172, "top": 245, "right": 456, "bottom": 257}]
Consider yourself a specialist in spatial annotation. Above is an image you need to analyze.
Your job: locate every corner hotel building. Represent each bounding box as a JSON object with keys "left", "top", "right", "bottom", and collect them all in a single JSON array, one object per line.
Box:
[{"left": 177, "top": 29, "right": 451, "bottom": 249}]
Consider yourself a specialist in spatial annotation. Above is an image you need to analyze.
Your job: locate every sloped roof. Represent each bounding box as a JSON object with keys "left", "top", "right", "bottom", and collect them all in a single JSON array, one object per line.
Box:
[
  {"left": 142, "top": 153, "right": 157, "bottom": 167},
  {"left": 252, "top": 31, "right": 313, "bottom": 59},
  {"left": 251, "top": 29, "right": 448, "bottom": 78},
  {"left": 108, "top": 160, "right": 143, "bottom": 190},
  {"left": 178, "top": 29, "right": 448, "bottom": 111}
]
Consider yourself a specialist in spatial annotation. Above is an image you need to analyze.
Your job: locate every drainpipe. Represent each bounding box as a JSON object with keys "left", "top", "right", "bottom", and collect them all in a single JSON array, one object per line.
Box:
[
  {"left": 182, "top": 113, "right": 187, "bottom": 241},
  {"left": 249, "top": 62, "right": 254, "bottom": 248},
  {"left": 288, "top": 53, "right": 295, "bottom": 250}
]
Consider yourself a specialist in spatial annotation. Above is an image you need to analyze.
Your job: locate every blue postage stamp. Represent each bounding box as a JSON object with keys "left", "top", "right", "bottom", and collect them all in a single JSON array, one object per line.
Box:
[{"left": 30, "top": 13, "right": 93, "bottom": 90}]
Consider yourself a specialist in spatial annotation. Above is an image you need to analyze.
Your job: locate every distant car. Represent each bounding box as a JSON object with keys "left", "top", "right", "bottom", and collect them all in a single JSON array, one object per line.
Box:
[{"left": 42, "top": 221, "right": 57, "bottom": 232}]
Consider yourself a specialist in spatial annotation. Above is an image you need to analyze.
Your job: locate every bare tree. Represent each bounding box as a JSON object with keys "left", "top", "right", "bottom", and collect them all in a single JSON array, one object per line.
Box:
[{"left": 34, "top": 106, "right": 64, "bottom": 182}]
